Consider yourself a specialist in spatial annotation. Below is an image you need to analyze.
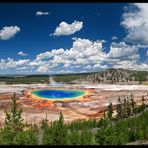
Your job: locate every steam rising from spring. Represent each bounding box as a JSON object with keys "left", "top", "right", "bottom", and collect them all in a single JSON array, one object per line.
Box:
[
  {"left": 49, "top": 76, "right": 56, "bottom": 85},
  {"left": 49, "top": 75, "right": 64, "bottom": 87}
]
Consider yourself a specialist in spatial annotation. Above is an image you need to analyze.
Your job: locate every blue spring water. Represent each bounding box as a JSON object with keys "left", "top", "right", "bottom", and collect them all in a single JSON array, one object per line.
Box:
[{"left": 31, "top": 89, "right": 85, "bottom": 100}]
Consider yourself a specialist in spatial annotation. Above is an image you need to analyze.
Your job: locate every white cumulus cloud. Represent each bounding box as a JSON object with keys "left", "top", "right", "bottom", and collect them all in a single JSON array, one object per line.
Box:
[
  {"left": 107, "top": 41, "right": 139, "bottom": 60},
  {"left": 33, "top": 38, "right": 107, "bottom": 73},
  {"left": 15, "top": 59, "right": 30, "bottom": 66},
  {"left": 121, "top": 3, "right": 148, "bottom": 45},
  {"left": 36, "top": 11, "right": 49, "bottom": 16},
  {"left": 37, "top": 64, "right": 49, "bottom": 73},
  {"left": 0, "top": 26, "right": 20, "bottom": 40},
  {"left": 18, "top": 51, "right": 28, "bottom": 56},
  {"left": 112, "top": 36, "right": 118, "bottom": 40},
  {"left": 113, "top": 60, "right": 148, "bottom": 71},
  {"left": 16, "top": 66, "right": 29, "bottom": 70},
  {"left": 52, "top": 21, "right": 83, "bottom": 36},
  {"left": 0, "top": 58, "right": 30, "bottom": 70}
]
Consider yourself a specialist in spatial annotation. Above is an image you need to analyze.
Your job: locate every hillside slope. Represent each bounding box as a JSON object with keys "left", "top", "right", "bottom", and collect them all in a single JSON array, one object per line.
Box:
[{"left": 72, "top": 68, "right": 148, "bottom": 84}]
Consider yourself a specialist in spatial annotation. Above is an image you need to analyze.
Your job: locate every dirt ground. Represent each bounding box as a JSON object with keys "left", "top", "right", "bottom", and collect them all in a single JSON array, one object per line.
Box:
[{"left": 0, "top": 84, "right": 148, "bottom": 127}]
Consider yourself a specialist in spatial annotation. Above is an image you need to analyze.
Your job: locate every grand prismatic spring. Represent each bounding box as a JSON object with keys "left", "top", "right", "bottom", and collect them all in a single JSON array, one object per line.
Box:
[
  {"left": 31, "top": 89, "right": 86, "bottom": 100},
  {"left": 21, "top": 76, "right": 93, "bottom": 108},
  {"left": 23, "top": 87, "right": 92, "bottom": 108}
]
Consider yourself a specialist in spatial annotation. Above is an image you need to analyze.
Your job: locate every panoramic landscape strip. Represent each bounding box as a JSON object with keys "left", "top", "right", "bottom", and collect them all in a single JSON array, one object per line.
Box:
[{"left": 0, "top": 2, "right": 148, "bottom": 145}]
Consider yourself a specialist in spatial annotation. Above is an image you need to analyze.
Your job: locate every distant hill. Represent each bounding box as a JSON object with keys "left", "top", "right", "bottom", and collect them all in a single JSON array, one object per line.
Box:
[{"left": 71, "top": 68, "right": 148, "bottom": 84}]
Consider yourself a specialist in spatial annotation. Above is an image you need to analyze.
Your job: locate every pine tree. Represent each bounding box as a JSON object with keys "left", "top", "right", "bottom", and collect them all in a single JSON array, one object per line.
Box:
[
  {"left": 126, "top": 97, "right": 131, "bottom": 117},
  {"left": 141, "top": 95, "right": 146, "bottom": 112},
  {"left": 66, "top": 129, "right": 81, "bottom": 145},
  {"left": 116, "top": 119, "right": 129, "bottom": 144},
  {"left": 52, "top": 112, "right": 68, "bottom": 145},
  {"left": 95, "top": 126, "right": 118, "bottom": 145},
  {"left": 5, "top": 93, "right": 24, "bottom": 132},
  {"left": 42, "top": 122, "right": 53, "bottom": 145},
  {"left": 130, "top": 93, "right": 136, "bottom": 115},
  {"left": 80, "top": 128, "right": 93, "bottom": 145},
  {"left": 92, "top": 119, "right": 97, "bottom": 128},
  {"left": 0, "top": 125, "right": 14, "bottom": 144},
  {"left": 116, "top": 97, "right": 122, "bottom": 120},
  {"left": 12, "top": 127, "right": 38, "bottom": 145},
  {"left": 0, "top": 124, "right": 37, "bottom": 145},
  {"left": 123, "top": 97, "right": 127, "bottom": 118},
  {"left": 99, "top": 112, "right": 110, "bottom": 128},
  {"left": 97, "top": 117, "right": 104, "bottom": 128},
  {"left": 41, "top": 113, "right": 48, "bottom": 129},
  {"left": 107, "top": 102, "right": 113, "bottom": 121},
  {"left": 0, "top": 93, "right": 24, "bottom": 144}
]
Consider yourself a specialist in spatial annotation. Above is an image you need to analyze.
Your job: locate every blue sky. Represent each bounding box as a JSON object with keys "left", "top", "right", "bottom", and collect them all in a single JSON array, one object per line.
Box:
[{"left": 0, "top": 3, "right": 148, "bottom": 75}]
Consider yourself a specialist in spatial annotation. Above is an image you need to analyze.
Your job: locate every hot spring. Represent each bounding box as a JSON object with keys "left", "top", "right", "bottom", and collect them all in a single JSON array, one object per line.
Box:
[{"left": 31, "top": 89, "right": 86, "bottom": 100}]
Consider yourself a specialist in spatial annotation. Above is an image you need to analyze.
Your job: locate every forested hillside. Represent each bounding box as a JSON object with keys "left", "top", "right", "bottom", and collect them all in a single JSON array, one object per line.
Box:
[{"left": 72, "top": 68, "right": 148, "bottom": 84}]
